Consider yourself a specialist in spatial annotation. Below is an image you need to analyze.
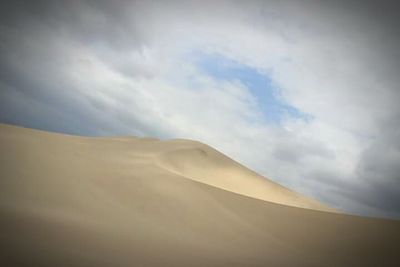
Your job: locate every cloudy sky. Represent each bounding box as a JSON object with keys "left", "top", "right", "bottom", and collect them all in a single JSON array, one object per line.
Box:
[{"left": 1, "top": 0, "right": 400, "bottom": 218}]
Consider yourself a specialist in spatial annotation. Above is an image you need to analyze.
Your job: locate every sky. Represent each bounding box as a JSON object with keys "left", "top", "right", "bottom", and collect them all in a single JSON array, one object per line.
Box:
[{"left": 0, "top": 0, "right": 400, "bottom": 218}]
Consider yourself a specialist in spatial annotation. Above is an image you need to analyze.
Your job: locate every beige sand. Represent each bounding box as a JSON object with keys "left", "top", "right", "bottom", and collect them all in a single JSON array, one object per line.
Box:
[{"left": 0, "top": 123, "right": 398, "bottom": 266}]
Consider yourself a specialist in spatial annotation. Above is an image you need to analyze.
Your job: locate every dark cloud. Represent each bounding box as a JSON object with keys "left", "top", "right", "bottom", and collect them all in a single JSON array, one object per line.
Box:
[
  {"left": 0, "top": 0, "right": 156, "bottom": 136},
  {"left": 354, "top": 117, "right": 400, "bottom": 217},
  {"left": 303, "top": 117, "right": 400, "bottom": 218}
]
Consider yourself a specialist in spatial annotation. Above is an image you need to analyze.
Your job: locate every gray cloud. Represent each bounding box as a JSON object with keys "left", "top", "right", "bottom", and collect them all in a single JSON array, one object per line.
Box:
[
  {"left": 354, "top": 117, "right": 400, "bottom": 217},
  {"left": 272, "top": 136, "right": 335, "bottom": 164}
]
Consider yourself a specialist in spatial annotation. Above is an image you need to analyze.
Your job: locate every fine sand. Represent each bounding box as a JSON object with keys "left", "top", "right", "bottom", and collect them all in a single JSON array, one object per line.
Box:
[{"left": 0, "top": 123, "right": 398, "bottom": 266}]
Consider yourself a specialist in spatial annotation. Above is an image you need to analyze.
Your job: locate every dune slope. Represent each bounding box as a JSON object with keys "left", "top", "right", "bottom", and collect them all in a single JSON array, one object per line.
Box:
[{"left": 0, "top": 123, "right": 399, "bottom": 267}]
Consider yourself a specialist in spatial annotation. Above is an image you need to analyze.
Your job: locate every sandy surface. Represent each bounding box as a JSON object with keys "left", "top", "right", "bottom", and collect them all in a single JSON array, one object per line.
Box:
[{"left": 0, "top": 123, "right": 398, "bottom": 266}]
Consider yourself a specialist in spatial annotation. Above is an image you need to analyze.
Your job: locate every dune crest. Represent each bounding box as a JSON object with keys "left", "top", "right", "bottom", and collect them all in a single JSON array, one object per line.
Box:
[{"left": 157, "top": 140, "right": 334, "bottom": 212}]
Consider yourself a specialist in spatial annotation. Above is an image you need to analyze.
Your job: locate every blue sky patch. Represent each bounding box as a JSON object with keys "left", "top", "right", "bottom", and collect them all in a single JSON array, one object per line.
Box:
[{"left": 194, "top": 52, "right": 306, "bottom": 123}]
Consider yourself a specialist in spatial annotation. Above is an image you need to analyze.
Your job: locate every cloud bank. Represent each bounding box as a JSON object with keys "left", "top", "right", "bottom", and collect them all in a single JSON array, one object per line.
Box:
[{"left": 1, "top": 0, "right": 400, "bottom": 218}]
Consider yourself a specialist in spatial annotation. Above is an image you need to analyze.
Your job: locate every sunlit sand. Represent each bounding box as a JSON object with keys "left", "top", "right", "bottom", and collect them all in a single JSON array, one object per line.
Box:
[{"left": 0, "top": 123, "right": 398, "bottom": 266}]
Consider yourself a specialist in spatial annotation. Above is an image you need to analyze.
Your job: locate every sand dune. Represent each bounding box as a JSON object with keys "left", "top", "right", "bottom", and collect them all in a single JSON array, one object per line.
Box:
[{"left": 0, "top": 123, "right": 398, "bottom": 266}]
